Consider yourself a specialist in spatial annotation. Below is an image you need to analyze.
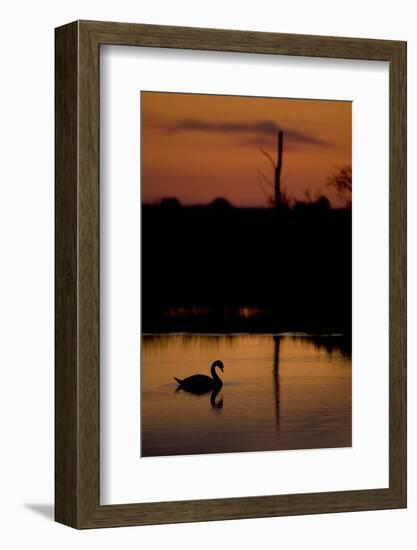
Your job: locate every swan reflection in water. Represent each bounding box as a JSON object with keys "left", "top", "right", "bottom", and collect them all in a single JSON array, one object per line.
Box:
[{"left": 174, "top": 359, "right": 224, "bottom": 410}]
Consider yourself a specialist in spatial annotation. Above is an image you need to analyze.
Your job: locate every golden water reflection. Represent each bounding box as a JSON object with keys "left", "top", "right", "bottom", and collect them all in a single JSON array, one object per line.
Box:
[{"left": 141, "top": 334, "right": 351, "bottom": 457}]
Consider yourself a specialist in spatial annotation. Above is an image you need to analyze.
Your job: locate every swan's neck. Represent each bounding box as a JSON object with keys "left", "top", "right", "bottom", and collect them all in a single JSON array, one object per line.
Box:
[{"left": 211, "top": 363, "right": 222, "bottom": 384}]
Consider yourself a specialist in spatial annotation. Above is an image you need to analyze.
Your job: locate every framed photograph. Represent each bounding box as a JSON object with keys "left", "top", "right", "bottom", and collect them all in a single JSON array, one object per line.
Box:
[{"left": 55, "top": 20, "right": 406, "bottom": 528}]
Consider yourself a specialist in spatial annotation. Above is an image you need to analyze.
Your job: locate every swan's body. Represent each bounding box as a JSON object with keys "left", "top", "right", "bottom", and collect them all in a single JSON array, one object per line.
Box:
[{"left": 174, "top": 360, "right": 224, "bottom": 394}]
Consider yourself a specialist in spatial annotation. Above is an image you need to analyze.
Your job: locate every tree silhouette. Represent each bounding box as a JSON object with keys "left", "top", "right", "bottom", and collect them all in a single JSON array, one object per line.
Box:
[
  {"left": 327, "top": 166, "right": 352, "bottom": 207},
  {"left": 258, "top": 131, "right": 285, "bottom": 209}
]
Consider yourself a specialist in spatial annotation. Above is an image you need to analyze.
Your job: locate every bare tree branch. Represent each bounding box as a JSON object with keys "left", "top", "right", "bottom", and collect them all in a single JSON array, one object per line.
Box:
[
  {"left": 257, "top": 168, "right": 274, "bottom": 188},
  {"left": 257, "top": 171, "right": 275, "bottom": 206},
  {"left": 259, "top": 147, "right": 276, "bottom": 170}
]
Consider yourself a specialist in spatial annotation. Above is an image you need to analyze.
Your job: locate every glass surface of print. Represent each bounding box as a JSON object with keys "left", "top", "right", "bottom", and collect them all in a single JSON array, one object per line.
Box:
[{"left": 141, "top": 91, "right": 352, "bottom": 458}]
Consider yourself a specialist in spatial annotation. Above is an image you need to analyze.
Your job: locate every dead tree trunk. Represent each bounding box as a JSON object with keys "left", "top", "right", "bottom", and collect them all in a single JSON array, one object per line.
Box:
[
  {"left": 275, "top": 130, "right": 284, "bottom": 209},
  {"left": 258, "top": 130, "right": 284, "bottom": 208}
]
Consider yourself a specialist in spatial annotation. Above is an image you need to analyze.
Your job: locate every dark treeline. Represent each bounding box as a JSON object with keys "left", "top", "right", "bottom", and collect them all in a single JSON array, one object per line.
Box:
[{"left": 142, "top": 198, "right": 352, "bottom": 336}]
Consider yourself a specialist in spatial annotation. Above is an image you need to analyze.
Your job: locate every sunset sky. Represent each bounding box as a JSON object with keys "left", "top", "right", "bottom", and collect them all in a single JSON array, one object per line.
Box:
[{"left": 141, "top": 91, "right": 351, "bottom": 208}]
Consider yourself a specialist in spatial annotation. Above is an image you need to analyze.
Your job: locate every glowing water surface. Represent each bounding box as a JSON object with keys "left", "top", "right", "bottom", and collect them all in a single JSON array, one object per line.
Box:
[{"left": 141, "top": 334, "right": 351, "bottom": 457}]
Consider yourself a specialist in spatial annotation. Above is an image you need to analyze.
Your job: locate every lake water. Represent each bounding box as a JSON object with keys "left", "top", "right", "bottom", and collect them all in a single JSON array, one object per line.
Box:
[{"left": 141, "top": 334, "right": 351, "bottom": 457}]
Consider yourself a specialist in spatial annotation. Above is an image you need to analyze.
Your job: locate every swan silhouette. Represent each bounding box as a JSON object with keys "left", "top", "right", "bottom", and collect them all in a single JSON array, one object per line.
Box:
[{"left": 174, "top": 360, "right": 224, "bottom": 394}]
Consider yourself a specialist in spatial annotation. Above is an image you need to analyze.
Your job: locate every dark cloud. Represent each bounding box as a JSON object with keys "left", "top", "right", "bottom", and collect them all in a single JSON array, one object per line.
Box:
[{"left": 161, "top": 118, "right": 333, "bottom": 149}]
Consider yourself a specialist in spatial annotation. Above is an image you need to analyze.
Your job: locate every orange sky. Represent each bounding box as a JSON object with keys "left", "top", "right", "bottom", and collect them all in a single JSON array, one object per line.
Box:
[{"left": 141, "top": 91, "right": 351, "bottom": 207}]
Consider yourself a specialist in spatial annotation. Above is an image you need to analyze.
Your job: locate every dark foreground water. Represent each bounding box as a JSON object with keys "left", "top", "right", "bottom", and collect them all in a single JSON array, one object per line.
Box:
[{"left": 141, "top": 334, "right": 351, "bottom": 457}]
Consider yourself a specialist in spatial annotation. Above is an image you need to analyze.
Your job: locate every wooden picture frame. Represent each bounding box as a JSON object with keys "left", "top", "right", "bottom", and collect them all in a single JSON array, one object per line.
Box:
[{"left": 55, "top": 20, "right": 407, "bottom": 529}]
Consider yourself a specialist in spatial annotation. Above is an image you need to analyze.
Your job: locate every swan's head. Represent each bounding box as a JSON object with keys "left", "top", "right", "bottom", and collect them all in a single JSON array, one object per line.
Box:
[{"left": 212, "top": 359, "right": 224, "bottom": 372}]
